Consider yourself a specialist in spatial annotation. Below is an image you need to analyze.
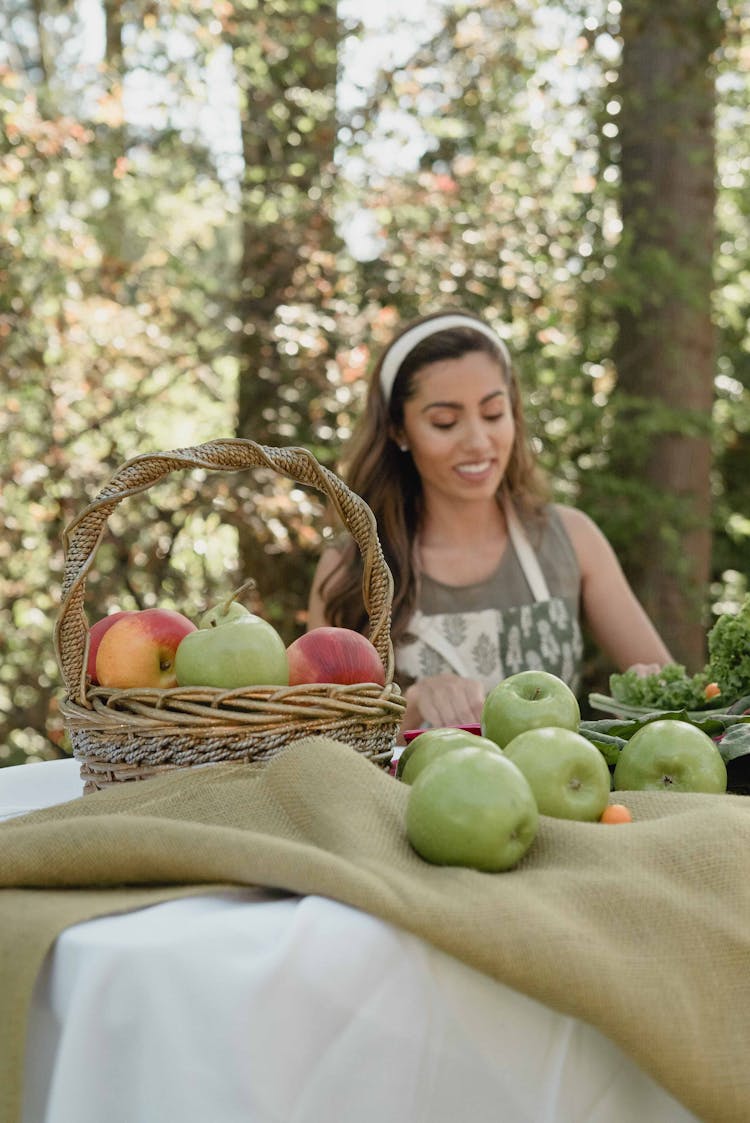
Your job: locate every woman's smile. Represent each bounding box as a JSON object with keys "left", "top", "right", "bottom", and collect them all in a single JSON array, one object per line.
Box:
[{"left": 453, "top": 459, "right": 496, "bottom": 480}]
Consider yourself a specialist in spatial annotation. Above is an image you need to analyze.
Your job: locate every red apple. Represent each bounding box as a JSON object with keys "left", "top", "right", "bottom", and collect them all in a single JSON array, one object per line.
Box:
[
  {"left": 87, "top": 611, "right": 136, "bottom": 683},
  {"left": 286, "top": 627, "right": 386, "bottom": 687},
  {"left": 95, "top": 608, "right": 197, "bottom": 689}
]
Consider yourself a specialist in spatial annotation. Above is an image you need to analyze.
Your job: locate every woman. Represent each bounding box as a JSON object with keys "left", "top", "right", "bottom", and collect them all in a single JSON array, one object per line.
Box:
[{"left": 307, "top": 309, "right": 672, "bottom": 731}]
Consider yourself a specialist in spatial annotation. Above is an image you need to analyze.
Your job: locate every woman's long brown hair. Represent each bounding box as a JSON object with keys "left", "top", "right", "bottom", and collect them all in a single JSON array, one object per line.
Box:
[{"left": 320, "top": 310, "right": 549, "bottom": 644}]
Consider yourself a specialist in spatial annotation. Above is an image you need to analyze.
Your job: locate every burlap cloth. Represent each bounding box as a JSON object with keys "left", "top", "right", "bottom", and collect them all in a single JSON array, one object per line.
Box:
[{"left": 1, "top": 737, "right": 749, "bottom": 1123}]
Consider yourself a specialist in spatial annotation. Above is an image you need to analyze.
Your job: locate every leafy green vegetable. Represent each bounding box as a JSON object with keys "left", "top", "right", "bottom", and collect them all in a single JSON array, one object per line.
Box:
[
  {"left": 578, "top": 723, "right": 627, "bottom": 766},
  {"left": 602, "top": 597, "right": 750, "bottom": 713},
  {"left": 715, "top": 723, "right": 750, "bottom": 765},
  {"left": 707, "top": 594, "right": 750, "bottom": 702},
  {"left": 608, "top": 663, "right": 712, "bottom": 710},
  {"left": 586, "top": 703, "right": 750, "bottom": 738}
]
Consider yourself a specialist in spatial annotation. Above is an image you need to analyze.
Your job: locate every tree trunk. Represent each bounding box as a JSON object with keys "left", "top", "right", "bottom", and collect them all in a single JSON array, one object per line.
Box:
[
  {"left": 228, "top": 1, "right": 340, "bottom": 634},
  {"left": 612, "top": 0, "right": 722, "bottom": 668}
]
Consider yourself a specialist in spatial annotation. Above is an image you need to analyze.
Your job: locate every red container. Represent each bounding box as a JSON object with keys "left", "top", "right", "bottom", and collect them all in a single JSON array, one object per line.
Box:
[
  {"left": 402, "top": 723, "right": 481, "bottom": 743},
  {"left": 391, "top": 724, "right": 483, "bottom": 776}
]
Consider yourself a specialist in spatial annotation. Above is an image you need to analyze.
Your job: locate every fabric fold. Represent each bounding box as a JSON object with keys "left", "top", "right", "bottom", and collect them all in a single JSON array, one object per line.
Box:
[{"left": 2, "top": 737, "right": 749, "bottom": 1123}]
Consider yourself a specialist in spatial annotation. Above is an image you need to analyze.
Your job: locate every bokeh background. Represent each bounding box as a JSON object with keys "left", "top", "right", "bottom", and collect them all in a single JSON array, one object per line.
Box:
[{"left": 2, "top": 0, "right": 748, "bottom": 765}]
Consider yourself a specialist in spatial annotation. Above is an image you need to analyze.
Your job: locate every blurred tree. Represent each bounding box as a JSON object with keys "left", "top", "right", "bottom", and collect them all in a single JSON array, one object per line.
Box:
[
  {"left": 0, "top": 0, "right": 239, "bottom": 764},
  {"left": 606, "top": 0, "right": 723, "bottom": 668},
  {"left": 711, "top": 0, "right": 750, "bottom": 614},
  {"left": 225, "top": 0, "right": 351, "bottom": 632}
]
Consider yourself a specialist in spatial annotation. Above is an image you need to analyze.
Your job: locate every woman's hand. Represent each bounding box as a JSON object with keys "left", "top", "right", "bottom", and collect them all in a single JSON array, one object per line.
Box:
[
  {"left": 627, "top": 662, "right": 664, "bottom": 678},
  {"left": 403, "top": 673, "right": 486, "bottom": 731}
]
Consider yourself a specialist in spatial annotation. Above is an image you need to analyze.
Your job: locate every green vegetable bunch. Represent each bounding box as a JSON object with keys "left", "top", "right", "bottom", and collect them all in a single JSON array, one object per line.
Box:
[
  {"left": 609, "top": 663, "right": 712, "bottom": 711},
  {"left": 607, "top": 594, "right": 750, "bottom": 711},
  {"left": 707, "top": 594, "right": 750, "bottom": 702}
]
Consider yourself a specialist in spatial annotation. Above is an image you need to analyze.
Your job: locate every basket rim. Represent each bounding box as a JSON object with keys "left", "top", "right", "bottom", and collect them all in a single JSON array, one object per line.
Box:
[{"left": 60, "top": 680, "right": 406, "bottom": 731}]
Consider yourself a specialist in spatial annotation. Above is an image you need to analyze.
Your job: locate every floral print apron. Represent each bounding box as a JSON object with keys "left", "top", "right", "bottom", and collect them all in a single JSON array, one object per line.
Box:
[{"left": 394, "top": 498, "right": 584, "bottom": 696}]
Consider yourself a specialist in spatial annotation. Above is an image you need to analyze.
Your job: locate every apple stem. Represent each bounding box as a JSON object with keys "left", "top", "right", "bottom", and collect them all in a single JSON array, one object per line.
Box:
[{"left": 219, "top": 578, "right": 257, "bottom": 619}]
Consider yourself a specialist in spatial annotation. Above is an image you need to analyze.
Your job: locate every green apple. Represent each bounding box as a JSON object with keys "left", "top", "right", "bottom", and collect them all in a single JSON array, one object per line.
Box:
[
  {"left": 481, "top": 670, "right": 580, "bottom": 749},
  {"left": 174, "top": 614, "right": 289, "bottom": 688},
  {"left": 199, "top": 579, "right": 257, "bottom": 630},
  {"left": 398, "top": 727, "right": 504, "bottom": 785},
  {"left": 199, "top": 600, "right": 251, "bottom": 629},
  {"left": 406, "top": 746, "right": 539, "bottom": 871},
  {"left": 613, "top": 719, "right": 727, "bottom": 794},
  {"left": 503, "top": 726, "right": 611, "bottom": 821}
]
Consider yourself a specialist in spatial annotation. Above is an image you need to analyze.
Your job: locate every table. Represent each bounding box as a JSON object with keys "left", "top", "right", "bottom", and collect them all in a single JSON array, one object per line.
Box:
[{"left": 2, "top": 759, "right": 701, "bottom": 1123}]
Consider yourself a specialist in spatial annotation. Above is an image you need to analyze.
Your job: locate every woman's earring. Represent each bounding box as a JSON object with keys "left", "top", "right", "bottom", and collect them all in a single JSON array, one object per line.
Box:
[{"left": 398, "top": 442, "right": 409, "bottom": 452}]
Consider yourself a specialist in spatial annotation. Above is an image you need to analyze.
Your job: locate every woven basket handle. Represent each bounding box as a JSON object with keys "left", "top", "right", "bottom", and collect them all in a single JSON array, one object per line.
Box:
[{"left": 55, "top": 438, "right": 397, "bottom": 704}]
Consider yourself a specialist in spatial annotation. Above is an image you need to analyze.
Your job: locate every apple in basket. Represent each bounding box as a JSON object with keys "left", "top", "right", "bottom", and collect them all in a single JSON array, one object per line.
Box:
[
  {"left": 95, "top": 609, "right": 198, "bottom": 689},
  {"left": 87, "top": 610, "right": 135, "bottom": 684},
  {"left": 286, "top": 627, "right": 386, "bottom": 687},
  {"left": 174, "top": 605, "right": 289, "bottom": 689}
]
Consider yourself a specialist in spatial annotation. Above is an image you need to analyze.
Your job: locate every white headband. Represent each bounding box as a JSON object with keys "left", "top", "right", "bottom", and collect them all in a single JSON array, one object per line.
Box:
[{"left": 379, "top": 313, "right": 512, "bottom": 403}]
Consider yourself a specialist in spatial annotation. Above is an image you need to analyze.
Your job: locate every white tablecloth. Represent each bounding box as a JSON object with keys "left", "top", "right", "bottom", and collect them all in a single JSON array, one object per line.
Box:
[{"left": 2, "top": 759, "right": 701, "bottom": 1123}]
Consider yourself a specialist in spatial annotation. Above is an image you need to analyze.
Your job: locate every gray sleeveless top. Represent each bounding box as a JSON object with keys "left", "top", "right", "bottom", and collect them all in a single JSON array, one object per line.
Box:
[{"left": 394, "top": 502, "right": 583, "bottom": 695}]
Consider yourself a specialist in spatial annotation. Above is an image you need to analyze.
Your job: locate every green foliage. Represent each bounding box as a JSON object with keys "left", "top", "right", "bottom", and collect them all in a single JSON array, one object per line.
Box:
[
  {"left": 0, "top": 0, "right": 242, "bottom": 764},
  {"left": 707, "top": 594, "right": 750, "bottom": 700},
  {"left": 608, "top": 664, "right": 713, "bottom": 711},
  {"left": 713, "top": 11, "right": 750, "bottom": 591}
]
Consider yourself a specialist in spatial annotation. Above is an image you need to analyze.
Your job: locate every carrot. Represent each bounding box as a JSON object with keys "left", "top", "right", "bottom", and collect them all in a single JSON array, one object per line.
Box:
[{"left": 600, "top": 803, "right": 633, "bottom": 824}]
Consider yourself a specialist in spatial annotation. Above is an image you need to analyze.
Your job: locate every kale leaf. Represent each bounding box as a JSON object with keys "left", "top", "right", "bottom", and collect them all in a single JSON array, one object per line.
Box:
[
  {"left": 608, "top": 663, "right": 712, "bottom": 710},
  {"left": 707, "top": 594, "right": 750, "bottom": 702}
]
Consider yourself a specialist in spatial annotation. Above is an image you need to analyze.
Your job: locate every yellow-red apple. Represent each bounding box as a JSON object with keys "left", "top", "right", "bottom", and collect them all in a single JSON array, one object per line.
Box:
[
  {"left": 95, "top": 608, "right": 197, "bottom": 689},
  {"left": 286, "top": 627, "right": 385, "bottom": 687},
  {"left": 87, "top": 611, "right": 135, "bottom": 683}
]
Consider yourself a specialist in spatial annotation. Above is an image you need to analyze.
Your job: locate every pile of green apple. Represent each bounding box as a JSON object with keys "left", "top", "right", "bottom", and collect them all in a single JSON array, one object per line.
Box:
[
  {"left": 86, "top": 592, "right": 386, "bottom": 692},
  {"left": 401, "top": 669, "right": 728, "bottom": 873}
]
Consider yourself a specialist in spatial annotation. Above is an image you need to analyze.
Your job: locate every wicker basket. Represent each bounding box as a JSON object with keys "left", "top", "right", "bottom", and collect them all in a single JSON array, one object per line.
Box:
[{"left": 55, "top": 438, "right": 406, "bottom": 792}]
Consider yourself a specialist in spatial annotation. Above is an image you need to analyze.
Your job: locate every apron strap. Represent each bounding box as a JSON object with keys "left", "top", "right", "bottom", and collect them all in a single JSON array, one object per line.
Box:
[{"left": 501, "top": 495, "right": 550, "bottom": 603}]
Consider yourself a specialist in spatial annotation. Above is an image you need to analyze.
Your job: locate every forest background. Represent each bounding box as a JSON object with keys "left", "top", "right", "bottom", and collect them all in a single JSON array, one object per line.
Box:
[{"left": 1, "top": 0, "right": 748, "bottom": 767}]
